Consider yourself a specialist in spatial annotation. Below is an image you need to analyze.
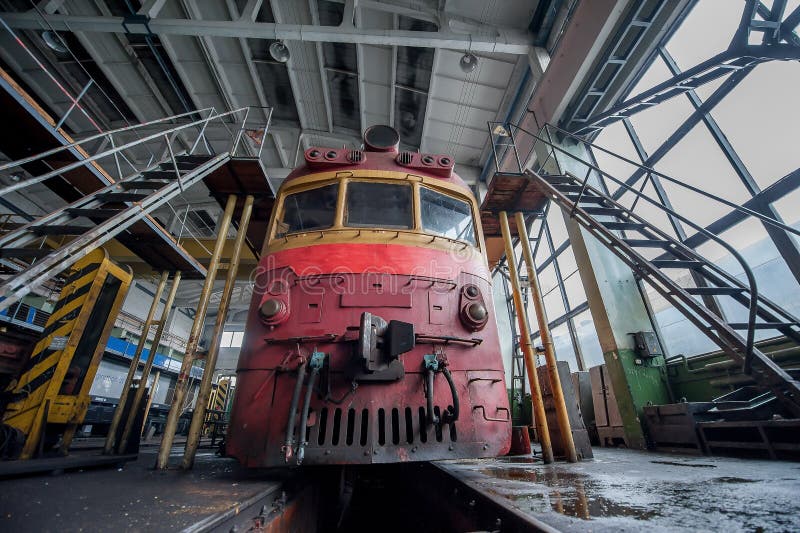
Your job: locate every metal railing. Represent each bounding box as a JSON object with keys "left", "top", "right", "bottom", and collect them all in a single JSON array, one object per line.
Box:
[
  {"left": 486, "top": 120, "right": 800, "bottom": 371},
  {"left": 0, "top": 105, "right": 272, "bottom": 311}
]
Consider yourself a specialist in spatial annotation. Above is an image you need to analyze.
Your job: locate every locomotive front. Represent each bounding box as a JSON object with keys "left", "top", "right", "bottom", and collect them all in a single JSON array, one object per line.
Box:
[{"left": 227, "top": 126, "right": 511, "bottom": 467}]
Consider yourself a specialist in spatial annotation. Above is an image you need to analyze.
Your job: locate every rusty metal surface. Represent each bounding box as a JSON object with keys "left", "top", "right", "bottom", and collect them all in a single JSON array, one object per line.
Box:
[
  {"left": 202, "top": 158, "right": 275, "bottom": 259},
  {"left": 479, "top": 172, "right": 548, "bottom": 237},
  {"left": 228, "top": 264, "right": 511, "bottom": 467}
]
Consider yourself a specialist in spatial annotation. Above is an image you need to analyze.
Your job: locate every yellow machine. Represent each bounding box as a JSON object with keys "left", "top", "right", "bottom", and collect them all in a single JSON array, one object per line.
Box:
[
  {"left": 1, "top": 248, "right": 132, "bottom": 459},
  {"left": 210, "top": 377, "right": 230, "bottom": 413},
  {"left": 203, "top": 377, "right": 231, "bottom": 437}
]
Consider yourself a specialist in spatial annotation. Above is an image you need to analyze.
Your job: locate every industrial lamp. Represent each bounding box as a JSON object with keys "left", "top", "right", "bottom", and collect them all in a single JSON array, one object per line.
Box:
[
  {"left": 41, "top": 30, "right": 68, "bottom": 54},
  {"left": 269, "top": 41, "right": 290, "bottom": 63},
  {"left": 459, "top": 52, "right": 478, "bottom": 73}
]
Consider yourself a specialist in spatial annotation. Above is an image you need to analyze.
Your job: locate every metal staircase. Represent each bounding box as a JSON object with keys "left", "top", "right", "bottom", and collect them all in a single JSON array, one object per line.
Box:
[
  {"left": 0, "top": 106, "right": 271, "bottom": 312},
  {"left": 486, "top": 122, "right": 800, "bottom": 417}
]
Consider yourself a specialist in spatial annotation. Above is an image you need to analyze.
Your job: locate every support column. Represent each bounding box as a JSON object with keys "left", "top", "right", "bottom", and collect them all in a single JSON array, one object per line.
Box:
[
  {"left": 182, "top": 195, "right": 254, "bottom": 469},
  {"left": 516, "top": 212, "right": 578, "bottom": 463},
  {"left": 540, "top": 136, "right": 670, "bottom": 448},
  {"left": 499, "top": 211, "right": 554, "bottom": 463},
  {"left": 103, "top": 271, "right": 168, "bottom": 455},
  {"left": 156, "top": 195, "right": 237, "bottom": 469},
  {"left": 141, "top": 370, "right": 160, "bottom": 440},
  {"left": 118, "top": 271, "right": 181, "bottom": 453}
]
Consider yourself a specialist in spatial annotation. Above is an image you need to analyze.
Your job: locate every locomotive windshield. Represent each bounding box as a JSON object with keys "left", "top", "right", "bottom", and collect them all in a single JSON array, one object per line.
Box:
[
  {"left": 273, "top": 178, "right": 479, "bottom": 249},
  {"left": 276, "top": 183, "right": 339, "bottom": 237},
  {"left": 420, "top": 187, "right": 476, "bottom": 246},
  {"left": 345, "top": 182, "right": 412, "bottom": 229}
]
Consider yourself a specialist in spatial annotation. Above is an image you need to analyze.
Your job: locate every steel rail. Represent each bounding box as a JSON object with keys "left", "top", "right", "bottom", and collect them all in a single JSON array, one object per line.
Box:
[
  {"left": 488, "top": 121, "right": 768, "bottom": 366},
  {"left": 546, "top": 122, "right": 800, "bottom": 238},
  {"left": 0, "top": 154, "right": 230, "bottom": 311},
  {"left": 0, "top": 107, "right": 247, "bottom": 196},
  {"left": 0, "top": 107, "right": 214, "bottom": 173}
]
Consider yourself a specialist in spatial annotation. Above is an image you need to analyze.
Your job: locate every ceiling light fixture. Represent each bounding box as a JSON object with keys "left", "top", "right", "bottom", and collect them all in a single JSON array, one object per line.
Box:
[
  {"left": 459, "top": 52, "right": 478, "bottom": 74},
  {"left": 41, "top": 30, "right": 68, "bottom": 54},
  {"left": 269, "top": 41, "right": 290, "bottom": 63}
]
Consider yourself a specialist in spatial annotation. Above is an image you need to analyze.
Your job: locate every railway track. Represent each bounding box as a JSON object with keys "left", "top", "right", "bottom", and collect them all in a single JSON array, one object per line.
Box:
[{"left": 185, "top": 462, "right": 556, "bottom": 532}]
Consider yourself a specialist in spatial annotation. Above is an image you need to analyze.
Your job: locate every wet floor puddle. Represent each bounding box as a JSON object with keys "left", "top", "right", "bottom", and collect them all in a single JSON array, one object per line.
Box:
[{"left": 475, "top": 466, "right": 660, "bottom": 522}]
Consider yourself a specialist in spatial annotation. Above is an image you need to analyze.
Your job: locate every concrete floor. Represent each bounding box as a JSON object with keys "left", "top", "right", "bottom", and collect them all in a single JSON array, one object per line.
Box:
[
  {"left": 2, "top": 445, "right": 799, "bottom": 531},
  {"left": 0, "top": 445, "right": 279, "bottom": 532},
  {"left": 437, "top": 448, "right": 800, "bottom": 532}
]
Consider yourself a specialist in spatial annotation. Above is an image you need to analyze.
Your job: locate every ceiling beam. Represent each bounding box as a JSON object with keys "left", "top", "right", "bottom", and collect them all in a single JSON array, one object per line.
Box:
[
  {"left": 418, "top": 47, "right": 439, "bottom": 152},
  {"left": 225, "top": 0, "right": 283, "bottom": 165},
  {"left": 353, "top": 0, "right": 367, "bottom": 135},
  {"left": 388, "top": 13, "right": 397, "bottom": 128},
  {"left": 308, "top": 0, "right": 334, "bottom": 132},
  {"left": 0, "top": 11, "right": 533, "bottom": 54},
  {"left": 137, "top": 0, "right": 167, "bottom": 18}
]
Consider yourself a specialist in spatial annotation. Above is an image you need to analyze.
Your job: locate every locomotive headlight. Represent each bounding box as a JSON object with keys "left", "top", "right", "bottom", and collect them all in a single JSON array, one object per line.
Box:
[
  {"left": 259, "top": 298, "right": 288, "bottom": 325},
  {"left": 459, "top": 286, "right": 489, "bottom": 331},
  {"left": 467, "top": 302, "right": 487, "bottom": 322}
]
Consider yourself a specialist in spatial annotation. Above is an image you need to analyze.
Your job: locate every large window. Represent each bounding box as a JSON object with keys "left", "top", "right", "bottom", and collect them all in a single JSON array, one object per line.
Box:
[
  {"left": 496, "top": 0, "right": 800, "bottom": 377},
  {"left": 220, "top": 331, "right": 244, "bottom": 348},
  {"left": 345, "top": 182, "right": 412, "bottom": 229},
  {"left": 420, "top": 187, "right": 476, "bottom": 246},
  {"left": 277, "top": 183, "right": 339, "bottom": 237}
]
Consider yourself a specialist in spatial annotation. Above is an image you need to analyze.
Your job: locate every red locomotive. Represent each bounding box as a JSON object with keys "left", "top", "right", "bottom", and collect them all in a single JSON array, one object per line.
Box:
[{"left": 227, "top": 125, "right": 510, "bottom": 467}]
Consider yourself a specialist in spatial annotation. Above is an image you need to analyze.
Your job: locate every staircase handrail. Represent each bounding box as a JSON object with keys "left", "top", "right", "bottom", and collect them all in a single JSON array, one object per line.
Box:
[
  {"left": 545, "top": 122, "right": 800, "bottom": 239},
  {"left": 488, "top": 121, "right": 764, "bottom": 370},
  {"left": 0, "top": 106, "right": 214, "bottom": 174},
  {"left": 0, "top": 106, "right": 266, "bottom": 197}
]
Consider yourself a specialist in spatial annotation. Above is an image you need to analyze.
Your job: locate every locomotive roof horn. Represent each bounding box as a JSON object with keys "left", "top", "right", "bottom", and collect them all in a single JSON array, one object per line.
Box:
[{"left": 363, "top": 124, "right": 400, "bottom": 153}]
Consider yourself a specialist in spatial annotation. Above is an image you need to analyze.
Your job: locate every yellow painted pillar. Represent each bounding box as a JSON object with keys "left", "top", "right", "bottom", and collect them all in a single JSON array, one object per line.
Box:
[
  {"left": 182, "top": 195, "right": 254, "bottom": 469},
  {"left": 499, "top": 211, "right": 553, "bottom": 463},
  {"left": 516, "top": 212, "right": 578, "bottom": 462},
  {"left": 118, "top": 271, "right": 181, "bottom": 453},
  {"left": 156, "top": 195, "right": 237, "bottom": 469},
  {"left": 103, "top": 271, "right": 168, "bottom": 454}
]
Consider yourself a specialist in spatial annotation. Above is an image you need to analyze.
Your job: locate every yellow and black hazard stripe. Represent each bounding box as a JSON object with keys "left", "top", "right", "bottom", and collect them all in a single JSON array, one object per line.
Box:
[
  {"left": 7, "top": 261, "right": 101, "bottom": 406},
  {"left": 2, "top": 248, "right": 132, "bottom": 459},
  {"left": 213, "top": 378, "right": 230, "bottom": 412}
]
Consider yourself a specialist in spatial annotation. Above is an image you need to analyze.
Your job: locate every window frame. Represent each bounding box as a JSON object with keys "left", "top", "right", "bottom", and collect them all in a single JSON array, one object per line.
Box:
[
  {"left": 418, "top": 184, "right": 479, "bottom": 247},
  {"left": 342, "top": 179, "right": 415, "bottom": 230},
  {"left": 273, "top": 179, "right": 341, "bottom": 238},
  {"left": 269, "top": 176, "right": 482, "bottom": 252}
]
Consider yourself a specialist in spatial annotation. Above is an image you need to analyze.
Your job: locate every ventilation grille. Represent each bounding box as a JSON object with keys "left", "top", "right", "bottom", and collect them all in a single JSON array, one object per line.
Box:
[
  {"left": 348, "top": 150, "right": 364, "bottom": 163},
  {"left": 302, "top": 406, "right": 457, "bottom": 448},
  {"left": 397, "top": 151, "right": 413, "bottom": 165}
]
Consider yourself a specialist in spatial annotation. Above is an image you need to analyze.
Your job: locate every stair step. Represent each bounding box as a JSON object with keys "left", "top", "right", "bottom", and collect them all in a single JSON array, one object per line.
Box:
[
  {"left": 66, "top": 208, "right": 123, "bottom": 219},
  {"left": 564, "top": 194, "right": 607, "bottom": 204},
  {"left": 603, "top": 221, "right": 647, "bottom": 231},
  {"left": 685, "top": 287, "right": 747, "bottom": 296},
  {"left": 160, "top": 161, "right": 195, "bottom": 171},
  {"left": 0, "top": 248, "right": 51, "bottom": 259},
  {"left": 95, "top": 192, "right": 150, "bottom": 203},
  {"left": 623, "top": 238, "right": 672, "bottom": 248},
  {"left": 651, "top": 259, "right": 706, "bottom": 269},
  {"left": 728, "top": 322, "right": 798, "bottom": 330},
  {"left": 119, "top": 180, "right": 169, "bottom": 190},
  {"left": 554, "top": 184, "right": 588, "bottom": 193},
  {"left": 175, "top": 154, "right": 213, "bottom": 163},
  {"left": 583, "top": 206, "right": 625, "bottom": 216},
  {"left": 141, "top": 170, "right": 181, "bottom": 180},
  {"left": 543, "top": 175, "right": 574, "bottom": 185},
  {"left": 30, "top": 224, "right": 91, "bottom": 236}
]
